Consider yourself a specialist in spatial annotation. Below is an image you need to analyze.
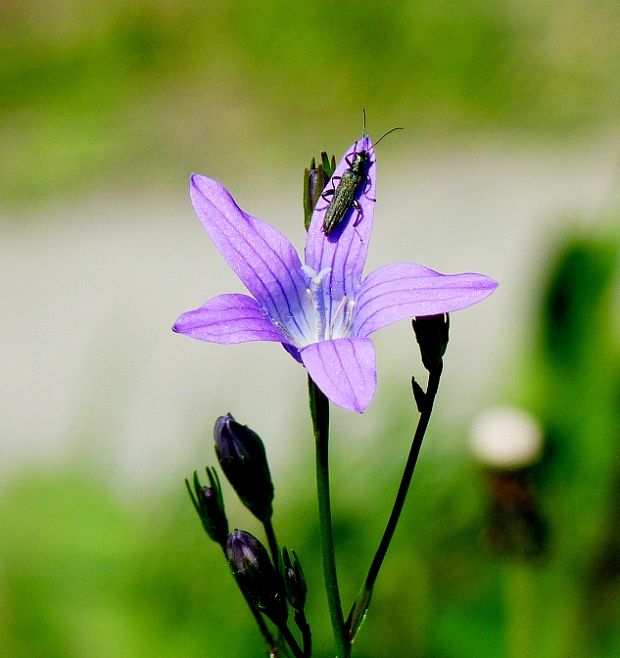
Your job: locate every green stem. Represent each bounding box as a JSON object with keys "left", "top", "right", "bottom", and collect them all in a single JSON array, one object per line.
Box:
[
  {"left": 347, "top": 364, "right": 442, "bottom": 642},
  {"left": 308, "top": 376, "right": 348, "bottom": 658},
  {"left": 263, "top": 517, "right": 280, "bottom": 570}
]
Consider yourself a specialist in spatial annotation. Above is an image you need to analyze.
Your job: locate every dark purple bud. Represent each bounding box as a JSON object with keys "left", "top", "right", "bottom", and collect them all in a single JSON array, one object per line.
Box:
[
  {"left": 185, "top": 467, "right": 229, "bottom": 547},
  {"left": 412, "top": 314, "right": 450, "bottom": 371},
  {"left": 227, "top": 530, "right": 287, "bottom": 625},
  {"left": 280, "top": 547, "right": 307, "bottom": 612},
  {"left": 214, "top": 413, "right": 274, "bottom": 522}
]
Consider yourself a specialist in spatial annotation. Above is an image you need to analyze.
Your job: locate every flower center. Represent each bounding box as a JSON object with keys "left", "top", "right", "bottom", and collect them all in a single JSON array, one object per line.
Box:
[{"left": 299, "top": 266, "right": 356, "bottom": 345}]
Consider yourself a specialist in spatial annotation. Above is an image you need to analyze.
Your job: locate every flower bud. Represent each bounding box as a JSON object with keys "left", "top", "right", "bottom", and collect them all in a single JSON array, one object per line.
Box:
[
  {"left": 280, "top": 547, "right": 307, "bottom": 612},
  {"left": 303, "top": 151, "right": 336, "bottom": 230},
  {"left": 185, "top": 467, "right": 228, "bottom": 547},
  {"left": 412, "top": 314, "right": 450, "bottom": 371},
  {"left": 214, "top": 413, "right": 274, "bottom": 522},
  {"left": 227, "top": 529, "right": 287, "bottom": 625}
]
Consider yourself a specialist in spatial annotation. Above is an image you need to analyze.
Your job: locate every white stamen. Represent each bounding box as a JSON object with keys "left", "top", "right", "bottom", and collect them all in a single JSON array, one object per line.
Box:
[
  {"left": 329, "top": 297, "right": 348, "bottom": 337},
  {"left": 300, "top": 266, "right": 332, "bottom": 341},
  {"left": 301, "top": 265, "right": 331, "bottom": 287},
  {"left": 271, "top": 318, "right": 298, "bottom": 345}
]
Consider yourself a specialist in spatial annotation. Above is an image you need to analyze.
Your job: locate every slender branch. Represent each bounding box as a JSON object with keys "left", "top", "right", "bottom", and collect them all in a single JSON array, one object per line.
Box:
[
  {"left": 347, "top": 363, "right": 443, "bottom": 642},
  {"left": 294, "top": 610, "right": 312, "bottom": 658},
  {"left": 308, "top": 376, "right": 348, "bottom": 657},
  {"left": 278, "top": 623, "right": 305, "bottom": 658},
  {"left": 262, "top": 518, "right": 288, "bottom": 657}
]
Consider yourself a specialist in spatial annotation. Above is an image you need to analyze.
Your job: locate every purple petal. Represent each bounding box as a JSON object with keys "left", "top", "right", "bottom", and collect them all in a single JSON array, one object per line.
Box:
[
  {"left": 305, "top": 136, "right": 376, "bottom": 305},
  {"left": 354, "top": 263, "right": 498, "bottom": 337},
  {"left": 173, "top": 293, "right": 286, "bottom": 344},
  {"left": 300, "top": 338, "right": 376, "bottom": 413},
  {"left": 190, "top": 175, "right": 312, "bottom": 341}
]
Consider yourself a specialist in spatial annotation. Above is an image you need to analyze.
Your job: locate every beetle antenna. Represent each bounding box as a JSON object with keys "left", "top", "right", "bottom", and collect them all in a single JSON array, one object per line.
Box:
[{"left": 374, "top": 126, "right": 403, "bottom": 147}]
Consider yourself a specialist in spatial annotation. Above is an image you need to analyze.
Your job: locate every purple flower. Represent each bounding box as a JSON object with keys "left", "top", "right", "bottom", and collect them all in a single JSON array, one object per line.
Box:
[{"left": 173, "top": 136, "right": 497, "bottom": 413}]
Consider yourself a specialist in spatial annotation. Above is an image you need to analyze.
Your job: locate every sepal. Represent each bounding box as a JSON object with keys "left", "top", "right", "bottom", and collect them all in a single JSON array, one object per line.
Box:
[
  {"left": 280, "top": 547, "right": 307, "bottom": 612},
  {"left": 185, "top": 467, "right": 228, "bottom": 547},
  {"left": 411, "top": 376, "right": 427, "bottom": 413}
]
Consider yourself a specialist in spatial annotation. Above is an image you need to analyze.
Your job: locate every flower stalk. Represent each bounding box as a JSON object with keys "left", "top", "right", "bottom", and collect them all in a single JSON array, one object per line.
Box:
[
  {"left": 347, "top": 316, "right": 447, "bottom": 643},
  {"left": 308, "top": 375, "right": 348, "bottom": 658},
  {"left": 347, "top": 364, "right": 443, "bottom": 642}
]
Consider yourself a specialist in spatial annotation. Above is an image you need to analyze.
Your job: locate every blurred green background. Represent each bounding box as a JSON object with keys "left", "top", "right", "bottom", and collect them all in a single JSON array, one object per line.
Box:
[{"left": 1, "top": 1, "right": 619, "bottom": 656}]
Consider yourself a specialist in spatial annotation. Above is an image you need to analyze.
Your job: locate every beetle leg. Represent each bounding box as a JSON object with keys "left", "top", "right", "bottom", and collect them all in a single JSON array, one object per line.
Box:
[
  {"left": 362, "top": 177, "right": 376, "bottom": 202},
  {"left": 352, "top": 199, "right": 364, "bottom": 226},
  {"left": 316, "top": 179, "right": 340, "bottom": 211}
]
